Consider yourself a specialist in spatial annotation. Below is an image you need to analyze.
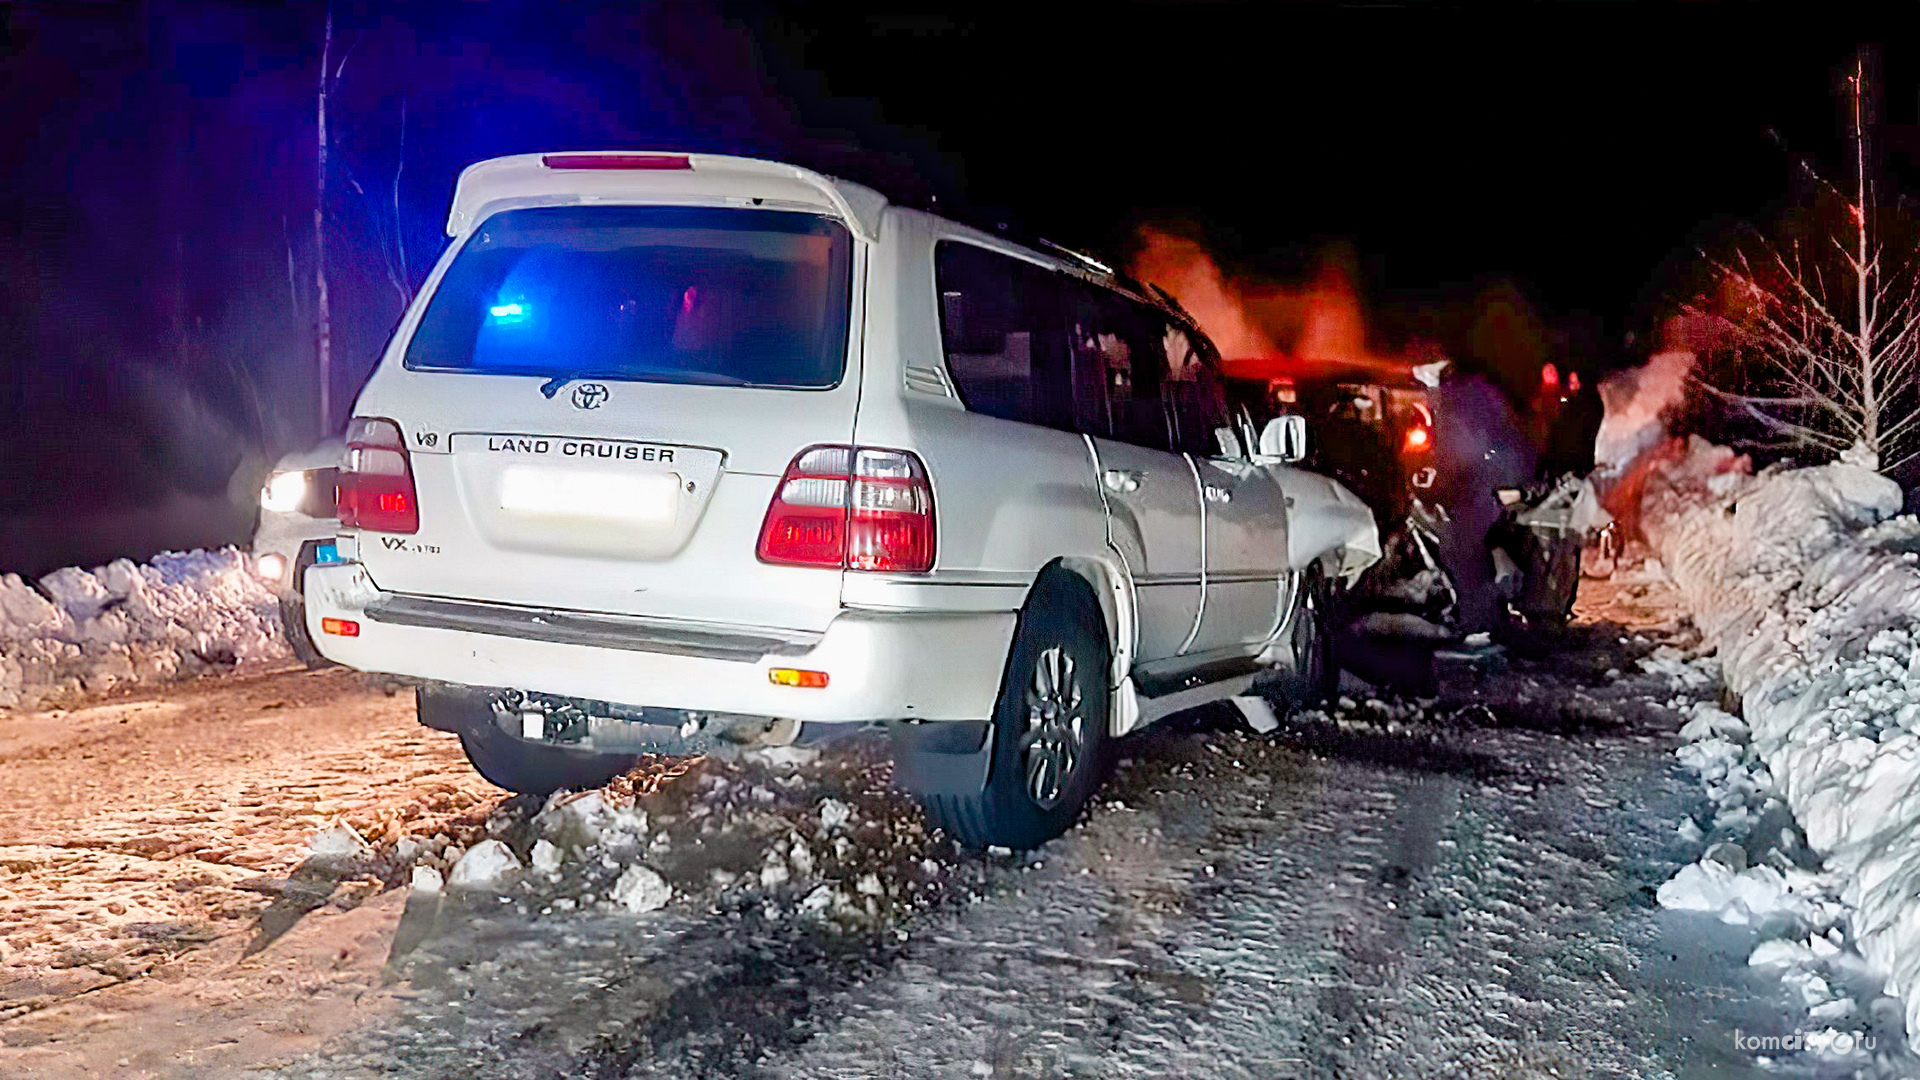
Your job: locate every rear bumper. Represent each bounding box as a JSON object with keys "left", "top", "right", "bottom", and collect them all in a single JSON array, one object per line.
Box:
[{"left": 304, "top": 563, "right": 1015, "bottom": 723}]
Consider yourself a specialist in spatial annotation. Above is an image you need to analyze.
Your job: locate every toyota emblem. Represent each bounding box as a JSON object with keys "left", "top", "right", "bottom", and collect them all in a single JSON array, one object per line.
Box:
[{"left": 570, "top": 383, "right": 609, "bottom": 410}]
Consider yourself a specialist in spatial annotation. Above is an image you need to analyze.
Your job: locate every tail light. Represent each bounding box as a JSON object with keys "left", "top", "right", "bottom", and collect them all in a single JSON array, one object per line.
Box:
[
  {"left": 1403, "top": 424, "right": 1432, "bottom": 454},
  {"left": 337, "top": 417, "right": 419, "bottom": 534},
  {"left": 757, "top": 445, "right": 935, "bottom": 572}
]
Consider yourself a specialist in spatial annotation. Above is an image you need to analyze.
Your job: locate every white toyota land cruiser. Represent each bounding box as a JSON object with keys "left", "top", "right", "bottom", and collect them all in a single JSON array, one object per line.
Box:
[{"left": 306, "top": 151, "right": 1379, "bottom": 849}]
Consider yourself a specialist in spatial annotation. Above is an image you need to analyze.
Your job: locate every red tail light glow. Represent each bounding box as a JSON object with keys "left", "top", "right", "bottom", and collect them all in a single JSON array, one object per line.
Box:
[
  {"left": 1403, "top": 425, "right": 1432, "bottom": 453},
  {"left": 757, "top": 445, "right": 935, "bottom": 572},
  {"left": 541, "top": 153, "right": 692, "bottom": 171},
  {"left": 337, "top": 417, "right": 420, "bottom": 534}
]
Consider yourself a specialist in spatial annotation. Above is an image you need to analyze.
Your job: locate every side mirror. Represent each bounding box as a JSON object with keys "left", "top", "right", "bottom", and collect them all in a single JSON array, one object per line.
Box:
[{"left": 1258, "top": 415, "right": 1308, "bottom": 463}]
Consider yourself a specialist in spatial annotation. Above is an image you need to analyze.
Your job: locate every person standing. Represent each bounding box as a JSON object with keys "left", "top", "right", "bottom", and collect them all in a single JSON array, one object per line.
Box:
[{"left": 1414, "top": 358, "right": 1538, "bottom": 651}]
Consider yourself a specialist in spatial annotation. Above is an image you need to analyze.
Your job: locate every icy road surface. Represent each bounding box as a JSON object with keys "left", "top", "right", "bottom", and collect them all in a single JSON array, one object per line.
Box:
[{"left": 0, "top": 580, "right": 1894, "bottom": 1078}]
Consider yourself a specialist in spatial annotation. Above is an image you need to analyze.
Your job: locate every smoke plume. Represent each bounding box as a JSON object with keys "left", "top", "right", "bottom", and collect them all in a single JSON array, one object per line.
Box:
[
  {"left": 1128, "top": 226, "right": 1397, "bottom": 377},
  {"left": 1127, "top": 229, "right": 1281, "bottom": 362},
  {"left": 1595, "top": 350, "right": 1695, "bottom": 468}
]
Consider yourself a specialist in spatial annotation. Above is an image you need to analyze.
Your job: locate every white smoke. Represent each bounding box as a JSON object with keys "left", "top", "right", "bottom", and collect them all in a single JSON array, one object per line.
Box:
[{"left": 1595, "top": 349, "right": 1695, "bottom": 469}]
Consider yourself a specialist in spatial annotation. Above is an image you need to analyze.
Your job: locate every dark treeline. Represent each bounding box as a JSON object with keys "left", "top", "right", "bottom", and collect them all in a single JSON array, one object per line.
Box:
[{"left": 0, "top": 2, "right": 1905, "bottom": 572}]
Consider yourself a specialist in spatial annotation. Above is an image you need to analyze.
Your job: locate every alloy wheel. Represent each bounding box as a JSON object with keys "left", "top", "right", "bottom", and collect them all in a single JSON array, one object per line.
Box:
[{"left": 1018, "top": 645, "right": 1086, "bottom": 809}]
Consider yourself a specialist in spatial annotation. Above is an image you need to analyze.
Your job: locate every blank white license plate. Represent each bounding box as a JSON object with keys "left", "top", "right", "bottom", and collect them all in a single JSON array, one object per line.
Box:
[{"left": 498, "top": 466, "right": 681, "bottom": 529}]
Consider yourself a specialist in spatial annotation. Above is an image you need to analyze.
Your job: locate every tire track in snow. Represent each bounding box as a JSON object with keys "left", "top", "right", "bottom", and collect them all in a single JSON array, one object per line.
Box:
[
  {"left": 742, "top": 732, "right": 1420, "bottom": 1079},
  {"left": 264, "top": 611, "right": 1820, "bottom": 1079},
  {"left": 735, "top": 654, "right": 1793, "bottom": 1078}
]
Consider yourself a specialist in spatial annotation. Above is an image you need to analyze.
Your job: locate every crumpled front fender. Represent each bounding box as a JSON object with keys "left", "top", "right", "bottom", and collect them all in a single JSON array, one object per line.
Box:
[{"left": 1268, "top": 466, "right": 1382, "bottom": 581}]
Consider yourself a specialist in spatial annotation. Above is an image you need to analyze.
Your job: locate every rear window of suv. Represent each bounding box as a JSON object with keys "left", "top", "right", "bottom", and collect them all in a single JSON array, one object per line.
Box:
[{"left": 404, "top": 205, "right": 854, "bottom": 389}]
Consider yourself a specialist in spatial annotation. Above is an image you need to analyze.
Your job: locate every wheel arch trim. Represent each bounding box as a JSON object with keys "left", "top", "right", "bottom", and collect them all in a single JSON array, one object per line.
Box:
[{"left": 1035, "top": 555, "right": 1141, "bottom": 736}]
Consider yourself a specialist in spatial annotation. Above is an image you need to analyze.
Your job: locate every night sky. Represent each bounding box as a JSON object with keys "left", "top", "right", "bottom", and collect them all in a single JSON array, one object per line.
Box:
[{"left": 0, "top": 1, "right": 1909, "bottom": 570}]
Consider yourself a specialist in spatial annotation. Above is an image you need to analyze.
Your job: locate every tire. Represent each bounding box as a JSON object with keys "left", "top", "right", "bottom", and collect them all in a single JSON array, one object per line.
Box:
[
  {"left": 418, "top": 687, "right": 639, "bottom": 796},
  {"left": 277, "top": 594, "right": 329, "bottom": 670},
  {"left": 911, "top": 576, "right": 1113, "bottom": 851},
  {"left": 1274, "top": 566, "right": 1338, "bottom": 711}
]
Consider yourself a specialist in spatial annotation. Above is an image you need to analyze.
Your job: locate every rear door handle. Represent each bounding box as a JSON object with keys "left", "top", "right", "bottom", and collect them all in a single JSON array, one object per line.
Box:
[{"left": 1102, "top": 468, "right": 1144, "bottom": 493}]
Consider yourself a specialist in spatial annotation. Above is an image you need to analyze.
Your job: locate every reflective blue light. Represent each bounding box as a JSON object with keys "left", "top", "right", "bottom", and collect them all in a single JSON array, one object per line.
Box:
[{"left": 489, "top": 302, "right": 527, "bottom": 322}]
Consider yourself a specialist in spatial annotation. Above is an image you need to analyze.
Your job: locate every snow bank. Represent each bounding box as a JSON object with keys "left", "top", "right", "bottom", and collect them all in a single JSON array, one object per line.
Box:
[
  {"left": 1641, "top": 436, "right": 1920, "bottom": 1037},
  {"left": 0, "top": 548, "right": 289, "bottom": 710},
  {"left": 1657, "top": 854, "right": 1837, "bottom": 927}
]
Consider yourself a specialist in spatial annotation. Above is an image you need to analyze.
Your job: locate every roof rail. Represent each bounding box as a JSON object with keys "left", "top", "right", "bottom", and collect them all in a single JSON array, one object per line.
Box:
[
  {"left": 920, "top": 207, "right": 1118, "bottom": 278},
  {"left": 1146, "top": 282, "right": 1196, "bottom": 322},
  {"left": 928, "top": 212, "right": 1203, "bottom": 336},
  {"left": 1035, "top": 238, "right": 1116, "bottom": 277}
]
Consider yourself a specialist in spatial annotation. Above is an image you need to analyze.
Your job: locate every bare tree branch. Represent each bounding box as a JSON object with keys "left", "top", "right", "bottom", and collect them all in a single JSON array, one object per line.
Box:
[
  {"left": 392, "top": 96, "right": 409, "bottom": 302},
  {"left": 1691, "top": 64, "right": 1920, "bottom": 474},
  {"left": 281, "top": 212, "right": 301, "bottom": 323},
  {"left": 332, "top": 30, "right": 361, "bottom": 85}
]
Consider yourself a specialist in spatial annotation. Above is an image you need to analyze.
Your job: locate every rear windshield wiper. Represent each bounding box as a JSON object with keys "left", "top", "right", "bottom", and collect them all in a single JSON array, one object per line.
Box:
[{"left": 538, "top": 370, "right": 752, "bottom": 397}]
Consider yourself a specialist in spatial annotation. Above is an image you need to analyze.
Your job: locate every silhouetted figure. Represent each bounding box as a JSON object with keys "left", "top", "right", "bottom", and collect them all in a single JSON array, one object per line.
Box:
[
  {"left": 1543, "top": 368, "right": 1603, "bottom": 476},
  {"left": 1419, "top": 360, "right": 1538, "bottom": 640}
]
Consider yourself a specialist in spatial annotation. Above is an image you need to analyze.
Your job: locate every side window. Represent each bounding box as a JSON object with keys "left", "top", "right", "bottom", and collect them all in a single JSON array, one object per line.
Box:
[
  {"left": 934, "top": 242, "right": 1071, "bottom": 429},
  {"left": 1163, "top": 322, "right": 1232, "bottom": 455},
  {"left": 1068, "top": 285, "right": 1173, "bottom": 451}
]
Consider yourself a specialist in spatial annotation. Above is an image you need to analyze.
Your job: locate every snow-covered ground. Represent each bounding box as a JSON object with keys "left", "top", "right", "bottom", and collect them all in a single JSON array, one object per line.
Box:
[
  {"left": 12, "top": 530, "right": 1920, "bottom": 1075},
  {"left": 388, "top": 738, "right": 952, "bottom": 937},
  {"left": 0, "top": 668, "right": 496, "bottom": 1034},
  {"left": 0, "top": 548, "right": 288, "bottom": 710},
  {"left": 1638, "top": 437, "right": 1920, "bottom": 1070},
  {"left": 246, "top": 593, "right": 1882, "bottom": 1079},
  {"left": 8, "top": 581, "right": 1847, "bottom": 1079}
]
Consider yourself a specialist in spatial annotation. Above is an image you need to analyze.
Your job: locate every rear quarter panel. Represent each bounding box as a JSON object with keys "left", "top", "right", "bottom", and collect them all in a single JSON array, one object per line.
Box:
[{"left": 843, "top": 210, "right": 1115, "bottom": 614}]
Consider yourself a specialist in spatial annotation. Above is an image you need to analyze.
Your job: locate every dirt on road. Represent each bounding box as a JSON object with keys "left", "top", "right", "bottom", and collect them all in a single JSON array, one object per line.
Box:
[{"left": 0, "top": 667, "right": 504, "bottom": 1076}]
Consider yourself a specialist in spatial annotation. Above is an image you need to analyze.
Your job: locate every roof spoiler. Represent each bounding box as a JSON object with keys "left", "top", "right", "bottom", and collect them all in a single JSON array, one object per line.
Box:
[{"left": 445, "top": 152, "right": 887, "bottom": 241}]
